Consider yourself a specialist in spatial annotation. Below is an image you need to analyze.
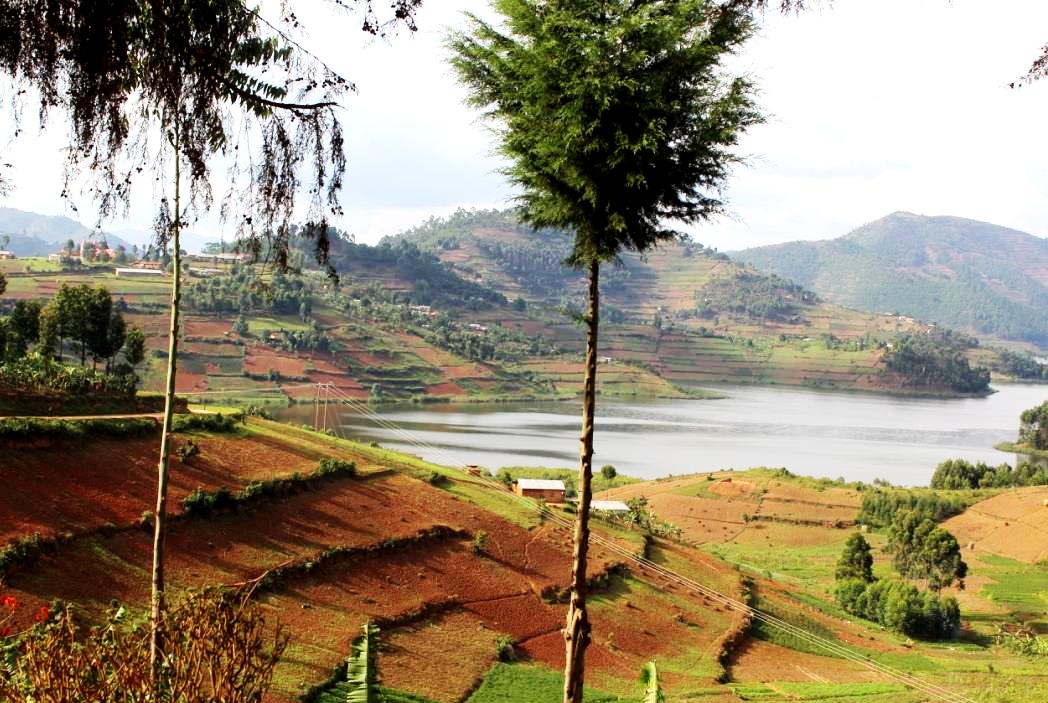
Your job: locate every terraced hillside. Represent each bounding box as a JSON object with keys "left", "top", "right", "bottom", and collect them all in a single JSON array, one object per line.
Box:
[
  {"left": 4, "top": 418, "right": 1042, "bottom": 701},
  {"left": 600, "top": 469, "right": 1048, "bottom": 702},
  {"left": 391, "top": 209, "right": 1003, "bottom": 395}
]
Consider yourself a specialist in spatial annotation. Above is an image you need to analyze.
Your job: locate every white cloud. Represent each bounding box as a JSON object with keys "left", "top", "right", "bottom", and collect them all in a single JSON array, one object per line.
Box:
[{"left": 1, "top": 0, "right": 1046, "bottom": 249}]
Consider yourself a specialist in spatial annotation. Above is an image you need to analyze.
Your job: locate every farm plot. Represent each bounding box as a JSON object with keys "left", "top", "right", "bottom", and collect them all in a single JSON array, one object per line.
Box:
[{"left": 943, "top": 486, "right": 1048, "bottom": 563}]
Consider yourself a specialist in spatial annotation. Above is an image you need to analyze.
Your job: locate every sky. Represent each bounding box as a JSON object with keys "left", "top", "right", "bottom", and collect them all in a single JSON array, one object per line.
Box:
[{"left": 1, "top": 0, "right": 1046, "bottom": 252}]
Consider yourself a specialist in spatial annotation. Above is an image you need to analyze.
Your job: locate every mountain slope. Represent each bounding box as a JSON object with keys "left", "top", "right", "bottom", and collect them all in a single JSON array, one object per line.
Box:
[
  {"left": 735, "top": 212, "right": 1048, "bottom": 347},
  {"left": 387, "top": 209, "right": 998, "bottom": 396},
  {"left": 0, "top": 206, "right": 133, "bottom": 255}
]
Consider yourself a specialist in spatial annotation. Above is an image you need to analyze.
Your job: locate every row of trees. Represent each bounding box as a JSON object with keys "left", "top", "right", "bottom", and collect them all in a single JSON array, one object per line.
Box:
[
  {"left": 856, "top": 489, "right": 968, "bottom": 529},
  {"left": 183, "top": 267, "right": 312, "bottom": 319},
  {"left": 0, "top": 284, "right": 145, "bottom": 374},
  {"left": 1019, "top": 400, "right": 1048, "bottom": 451},
  {"left": 930, "top": 458, "right": 1048, "bottom": 490}
]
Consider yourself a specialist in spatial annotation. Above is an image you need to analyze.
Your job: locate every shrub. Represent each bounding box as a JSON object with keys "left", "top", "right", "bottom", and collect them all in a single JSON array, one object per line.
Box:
[
  {"left": 834, "top": 578, "right": 960, "bottom": 640},
  {"left": 0, "top": 352, "right": 137, "bottom": 398},
  {"left": 425, "top": 471, "right": 449, "bottom": 487},
  {"left": 857, "top": 489, "right": 967, "bottom": 528},
  {"left": 316, "top": 458, "right": 356, "bottom": 478},
  {"left": 172, "top": 412, "right": 242, "bottom": 434},
  {"left": 471, "top": 530, "right": 488, "bottom": 556},
  {"left": 181, "top": 486, "right": 235, "bottom": 517},
  {"left": 0, "top": 417, "right": 156, "bottom": 439},
  {"left": 0, "top": 533, "right": 50, "bottom": 579},
  {"left": 494, "top": 635, "right": 517, "bottom": 662},
  {"left": 177, "top": 440, "right": 200, "bottom": 464}
]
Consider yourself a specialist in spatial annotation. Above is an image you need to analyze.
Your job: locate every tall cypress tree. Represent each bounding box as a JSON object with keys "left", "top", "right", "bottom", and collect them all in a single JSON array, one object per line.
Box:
[{"left": 450, "top": 2, "right": 761, "bottom": 699}]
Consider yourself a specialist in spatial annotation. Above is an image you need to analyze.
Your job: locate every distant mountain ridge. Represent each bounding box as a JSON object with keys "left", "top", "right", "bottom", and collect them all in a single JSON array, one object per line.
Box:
[
  {"left": 735, "top": 212, "right": 1048, "bottom": 348},
  {"left": 0, "top": 207, "right": 136, "bottom": 255}
]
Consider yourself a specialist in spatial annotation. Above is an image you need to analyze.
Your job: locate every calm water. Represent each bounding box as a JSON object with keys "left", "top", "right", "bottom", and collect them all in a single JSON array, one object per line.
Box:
[{"left": 276, "top": 384, "right": 1047, "bottom": 486}]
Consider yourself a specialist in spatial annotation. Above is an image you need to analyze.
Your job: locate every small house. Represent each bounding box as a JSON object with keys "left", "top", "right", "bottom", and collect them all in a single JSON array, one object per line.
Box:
[
  {"left": 0, "top": 250, "right": 16, "bottom": 260},
  {"left": 514, "top": 478, "right": 566, "bottom": 503},
  {"left": 115, "top": 267, "right": 165, "bottom": 277},
  {"left": 590, "top": 500, "right": 629, "bottom": 514}
]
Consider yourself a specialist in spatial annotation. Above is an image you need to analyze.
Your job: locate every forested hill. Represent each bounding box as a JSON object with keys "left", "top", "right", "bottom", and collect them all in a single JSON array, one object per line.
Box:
[
  {"left": 386, "top": 208, "right": 826, "bottom": 327},
  {"left": 735, "top": 212, "right": 1048, "bottom": 348}
]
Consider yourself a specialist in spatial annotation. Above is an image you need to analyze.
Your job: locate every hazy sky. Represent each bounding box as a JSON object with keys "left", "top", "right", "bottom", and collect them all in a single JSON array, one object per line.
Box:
[{"left": 1, "top": 0, "right": 1046, "bottom": 251}]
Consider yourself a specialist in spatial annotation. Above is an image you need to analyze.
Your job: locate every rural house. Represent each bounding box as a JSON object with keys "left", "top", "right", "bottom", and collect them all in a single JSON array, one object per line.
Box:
[
  {"left": 514, "top": 478, "right": 566, "bottom": 503},
  {"left": 590, "top": 500, "right": 630, "bottom": 514}
]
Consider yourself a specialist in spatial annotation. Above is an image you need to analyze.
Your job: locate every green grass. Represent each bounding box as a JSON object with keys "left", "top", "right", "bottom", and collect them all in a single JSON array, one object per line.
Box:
[
  {"left": 246, "top": 316, "right": 313, "bottom": 333},
  {"left": 730, "top": 682, "right": 909, "bottom": 701},
  {"left": 315, "top": 684, "right": 438, "bottom": 703},
  {"left": 466, "top": 663, "right": 639, "bottom": 703},
  {"left": 979, "top": 554, "right": 1048, "bottom": 615}
]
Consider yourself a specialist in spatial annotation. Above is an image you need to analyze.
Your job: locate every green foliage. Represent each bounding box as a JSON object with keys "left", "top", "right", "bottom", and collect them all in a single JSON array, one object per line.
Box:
[
  {"left": 882, "top": 329, "right": 989, "bottom": 394},
  {"left": 996, "top": 627, "right": 1048, "bottom": 657},
  {"left": 696, "top": 270, "right": 817, "bottom": 323},
  {"left": 183, "top": 266, "right": 311, "bottom": 316},
  {"left": 857, "top": 489, "right": 968, "bottom": 529},
  {"left": 180, "top": 485, "right": 234, "bottom": 517},
  {"left": 471, "top": 530, "right": 489, "bottom": 556},
  {"left": 0, "top": 416, "right": 156, "bottom": 439},
  {"left": 345, "top": 622, "right": 382, "bottom": 703},
  {"left": 494, "top": 635, "right": 517, "bottom": 663},
  {"left": 171, "top": 412, "right": 242, "bottom": 434},
  {"left": 991, "top": 349, "right": 1048, "bottom": 381},
  {"left": 123, "top": 326, "right": 146, "bottom": 367},
  {"left": 1020, "top": 400, "right": 1048, "bottom": 451},
  {"left": 448, "top": 0, "right": 761, "bottom": 264},
  {"left": 621, "top": 496, "right": 683, "bottom": 540},
  {"left": 834, "top": 578, "right": 961, "bottom": 640},
  {"left": 735, "top": 212, "right": 1048, "bottom": 346},
  {"left": 930, "top": 458, "right": 1048, "bottom": 489},
  {"left": 886, "top": 510, "right": 967, "bottom": 592},
  {"left": 0, "top": 352, "right": 137, "bottom": 398},
  {"left": 0, "top": 532, "right": 50, "bottom": 580},
  {"left": 466, "top": 663, "right": 634, "bottom": 703},
  {"left": 424, "top": 470, "right": 448, "bottom": 488},
  {"left": 176, "top": 439, "right": 201, "bottom": 464},
  {"left": 639, "top": 661, "right": 665, "bottom": 703},
  {"left": 835, "top": 532, "right": 874, "bottom": 583},
  {"left": 316, "top": 458, "right": 357, "bottom": 478}
]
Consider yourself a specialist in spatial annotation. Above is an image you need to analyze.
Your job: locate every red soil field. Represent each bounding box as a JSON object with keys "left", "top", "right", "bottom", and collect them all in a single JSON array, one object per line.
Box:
[
  {"left": 424, "top": 382, "right": 467, "bottom": 396},
  {"left": 943, "top": 487, "right": 1048, "bottom": 563},
  {"left": 244, "top": 350, "right": 310, "bottom": 377},
  {"left": 0, "top": 432, "right": 321, "bottom": 546},
  {"left": 729, "top": 639, "right": 883, "bottom": 683},
  {"left": 174, "top": 371, "right": 209, "bottom": 393},
  {"left": 182, "top": 317, "right": 235, "bottom": 337}
]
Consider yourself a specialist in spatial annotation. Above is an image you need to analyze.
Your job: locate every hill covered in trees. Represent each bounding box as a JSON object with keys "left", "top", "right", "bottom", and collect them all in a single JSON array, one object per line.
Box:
[{"left": 735, "top": 212, "right": 1048, "bottom": 348}]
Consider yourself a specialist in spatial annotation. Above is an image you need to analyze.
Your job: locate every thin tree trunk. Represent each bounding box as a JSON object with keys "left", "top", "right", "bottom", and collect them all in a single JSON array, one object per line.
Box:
[
  {"left": 150, "top": 129, "right": 182, "bottom": 677},
  {"left": 563, "top": 258, "right": 599, "bottom": 703}
]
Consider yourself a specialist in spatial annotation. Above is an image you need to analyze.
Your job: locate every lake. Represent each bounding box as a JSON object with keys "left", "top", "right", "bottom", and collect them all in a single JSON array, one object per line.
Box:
[{"left": 274, "top": 383, "right": 1047, "bottom": 486}]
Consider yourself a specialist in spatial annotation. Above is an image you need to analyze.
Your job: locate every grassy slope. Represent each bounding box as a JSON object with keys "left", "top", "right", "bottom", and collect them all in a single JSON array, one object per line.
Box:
[
  {"left": 599, "top": 469, "right": 1048, "bottom": 703},
  {"left": 391, "top": 216, "right": 987, "bottom": 396}
]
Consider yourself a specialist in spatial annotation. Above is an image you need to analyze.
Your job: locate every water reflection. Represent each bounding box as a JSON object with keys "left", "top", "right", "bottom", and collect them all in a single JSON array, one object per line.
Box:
[{"left": 274, "top": 383, "right": 1046, "bottom": 487}]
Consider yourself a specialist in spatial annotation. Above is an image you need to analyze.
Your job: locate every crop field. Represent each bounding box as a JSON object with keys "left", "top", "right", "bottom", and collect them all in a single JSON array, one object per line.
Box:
[
  {"left": 942, "top": 486, "right": 1048, "bottom": 563},
  {"left": 3, "top": 421, "right": 1045, "bottom": 702}
]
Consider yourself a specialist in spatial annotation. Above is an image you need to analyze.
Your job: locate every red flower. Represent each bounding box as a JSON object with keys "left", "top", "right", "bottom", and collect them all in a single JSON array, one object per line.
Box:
[
  {"left": 0, "top": 595, "right": 17, "bottom": 610},
  {"left": 33, "top": 606, "right": 49, "bottom": 623}
]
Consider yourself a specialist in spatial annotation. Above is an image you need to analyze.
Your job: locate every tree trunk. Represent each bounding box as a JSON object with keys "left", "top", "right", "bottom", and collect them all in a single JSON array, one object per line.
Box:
[
  {"left": 150, "top": 132, "right": 182, "bottom": 677},
  {"left": 563, "top": 258, "right": 599, "bottom": 703}
]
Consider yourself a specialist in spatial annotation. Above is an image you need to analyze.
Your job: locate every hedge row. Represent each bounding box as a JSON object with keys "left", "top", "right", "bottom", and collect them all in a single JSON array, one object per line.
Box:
[
  {"left": 181, "top": 458, "right": 358, "bottom": 517},
  {"left": 0, "top": 416, "right": 157, "bottom": 439}
]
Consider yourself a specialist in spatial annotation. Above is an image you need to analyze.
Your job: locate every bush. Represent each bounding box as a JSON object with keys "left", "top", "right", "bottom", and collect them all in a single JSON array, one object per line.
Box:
[
  {"left": 931, "top": 458, "right": 1048, "bottom": 489},
  {"left": 0, "top": 352, "right": 137, "bottom": 398},
  {"left": 425, "top": 470, "right": 448, "bottom": 487},
  {"left": 172, "top": 412, "right": 242, "bottom": 433},
  {"left": 834, "top": 578, "right": 960, "bottom": 640},
  {"left": 177, "top": 440, "right": 200, "bottom": 464},
  {"left": 471, "top": 530, "right": 489, "bottom": 556},
  {"left": 857, "top": 489, "right": 967, "bottom": 528},
  {"left": 494, "top": 635, "right": 517, "bottom": 662},
  {"left": 316, "top": 458, "right": 357, "bottom": 478},
  {"left": 0, "top": 533, "right": 50, "bottom": 579},
  {"left": 0, "top": 417, "right": 156, "bottom": 439},
  {"left": 181, "top": 486, "right": 235, "bottom": 517}
]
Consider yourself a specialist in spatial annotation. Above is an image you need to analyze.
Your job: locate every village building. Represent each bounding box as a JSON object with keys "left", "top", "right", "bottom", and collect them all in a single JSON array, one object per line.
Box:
[
  {"left": 115, "top": 267, "right": 165, "bottom": 277},
  {"left": 0, "top": 250, "right": 16, "bottom": 260},
  {"left": 514, "top": 478, "right": 566, "bottom": 503},
  {"left": 187, "top": 251, "right": 250, "bottom": 264}
]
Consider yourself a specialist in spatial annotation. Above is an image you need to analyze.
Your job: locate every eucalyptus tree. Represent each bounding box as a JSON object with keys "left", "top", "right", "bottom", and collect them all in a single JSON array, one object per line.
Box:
[
  {"left": 450, "top": 1, "right": 761, "bottom": 698},
  {"left": 0, "top": 0, "right": 420, "bottom": 675}
]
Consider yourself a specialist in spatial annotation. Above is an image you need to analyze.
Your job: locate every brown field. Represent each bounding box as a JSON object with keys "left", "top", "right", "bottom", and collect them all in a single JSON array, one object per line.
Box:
[
  {"left": 943, "top": 486, "right": 1048, "bottom": 563},
  {"left": 729, "top": 639, "right": 883, "bottom": 684},
  {"left": 244, "top": 350, "right": 311, "bottom": 377}
]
